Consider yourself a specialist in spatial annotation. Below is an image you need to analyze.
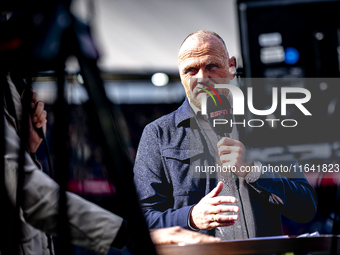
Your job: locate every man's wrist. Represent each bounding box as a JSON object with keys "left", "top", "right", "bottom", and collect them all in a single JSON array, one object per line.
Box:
[{"left": 188, "top": 206, "right": 199, "bottom": 231}]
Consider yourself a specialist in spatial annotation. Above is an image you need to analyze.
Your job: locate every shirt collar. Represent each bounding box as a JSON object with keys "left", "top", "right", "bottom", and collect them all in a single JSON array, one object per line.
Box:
[{"left": 191, "top": 103, "right": 208, "bottom": 121}]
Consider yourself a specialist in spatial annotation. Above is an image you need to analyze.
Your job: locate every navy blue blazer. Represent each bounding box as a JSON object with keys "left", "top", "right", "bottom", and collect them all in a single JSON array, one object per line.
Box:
[{"left": 133, "top": 98, "right": 317, "bottom": 237}]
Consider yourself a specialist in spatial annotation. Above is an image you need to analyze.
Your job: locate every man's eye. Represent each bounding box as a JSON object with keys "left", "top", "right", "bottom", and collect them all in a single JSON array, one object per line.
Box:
[
  {"left": 206, "top": 64, "right": 218, "bottom": 71},
  {"left": 186, "top": 68, "right": 198, "bottom": 74}
]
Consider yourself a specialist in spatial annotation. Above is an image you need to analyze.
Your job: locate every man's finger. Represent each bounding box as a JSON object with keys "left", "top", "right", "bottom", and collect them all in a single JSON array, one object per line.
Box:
[
  {"left": 35, "top": 111, "right": 47, "bottom": 129},
  {"left": 205, "top": 182, "right": 223, "bottom": 198},
  {"left": 150, "top": 227, "right": 221, "bottom": 245},
  {"left": 219, "top": 146, "right": 242, "bottom": 156},
  {"left": 174, "top": 231, "right": 221, "bottom": 244},
  {"left": 217, "top": 137, "right": 236, "bottom": 147},
  {"left": 212, "top": 221, "right": 236, "bottom": 228},
  {"left": 208, "top": 205, "right": 239, "bottom": 214},
  {"left": 212, "top": 214, "right": 239, "bottom": 223},
  {"left": 31, "top": 91, "right": 39, "bottom": 106},
  {"left": 35, "top": 108, "right": 47, "bottom": 122},
  {"left": 220, "top": 153, "right": 238, "bottom": 163},
  {"left": 218, "top": 145, "right": 233, "bottom": 155},
  {"left": 33, "top": 102, "right": 45, "bottom": 119},
  {"left": 209, "top": 196, "right": 237, "bottom": 205}
]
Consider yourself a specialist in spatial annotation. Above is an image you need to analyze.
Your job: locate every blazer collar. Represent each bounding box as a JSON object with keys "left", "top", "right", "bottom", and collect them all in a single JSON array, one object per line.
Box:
[{"left": 175, "top": 97, "right": 194, "bottom": 127}]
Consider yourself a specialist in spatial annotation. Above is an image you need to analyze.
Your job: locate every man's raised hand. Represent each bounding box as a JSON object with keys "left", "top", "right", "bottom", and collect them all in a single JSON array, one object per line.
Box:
[{"left": 190, "top": 181, "right": 239, "bottom": 230}]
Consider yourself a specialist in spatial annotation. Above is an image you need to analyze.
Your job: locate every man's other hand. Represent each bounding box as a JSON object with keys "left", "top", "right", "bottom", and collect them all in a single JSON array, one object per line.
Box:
[
  {"left": 27, "top": 90, "right": 47, "bottom": 153},
  {"left": 150, "top": 226, "right": 221, "bottom": 245},
  {"left": 190, "top": 182, "right": 239, "bottom": 230},
  {"left": 218, "top": 137, "right": 253, "bottom": 178}
]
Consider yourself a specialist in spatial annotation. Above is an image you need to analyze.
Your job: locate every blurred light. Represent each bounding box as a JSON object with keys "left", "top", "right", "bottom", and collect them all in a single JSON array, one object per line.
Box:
[
  {"left": 66, "top": 83, "right": 89, "bottom": 105},
  {"left": 258, "top": 32, "right": 282, "bottom": 47},
  {"left": 315, "top": 32, "right": 324, "bottom": 41},
  {"left": 32, "top": 81, "right": 57, "bottom": 104},
  {"left": 77, "top": 74, "right": 84, "bottom": 84},
  {"left": 6, "top": 12, "right": 13, "bottom": 20},
  {"left": 328, "top": 97, "right": 338, "bottom": 117},
  {"left": 319, "top": 82, "right": 328, "bottom": 91},
  {"left": 284, "top": 47, "right": 299, "bottom": 65},
  {"left": 151, "top": 73, "right": 169, "bottom": 86},
  {"left": 260, "top": 46, "right": 284, "bottom": 64},
  {"left": 104, "top": 81, "right": 185, "bottom": 104},
  {"left": 65, "top": 56, "right": 81, "bottom": 73},
  {"left": 33, "top": 13, "right": 44, "bottom": 26}
]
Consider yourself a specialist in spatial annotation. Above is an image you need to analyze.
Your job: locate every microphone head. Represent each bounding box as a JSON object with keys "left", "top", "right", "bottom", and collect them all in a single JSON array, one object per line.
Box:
[{"left": 206, "top": 94, "right": 233, "bottom": 136}]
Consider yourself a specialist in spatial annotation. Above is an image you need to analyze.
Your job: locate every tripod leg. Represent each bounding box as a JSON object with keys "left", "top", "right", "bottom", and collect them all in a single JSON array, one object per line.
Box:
[{"left": 75, "top": 51, "right": 156, "bottom": 254}]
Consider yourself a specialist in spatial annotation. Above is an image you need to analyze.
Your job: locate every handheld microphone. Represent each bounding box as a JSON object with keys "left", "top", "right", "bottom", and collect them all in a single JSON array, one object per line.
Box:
[{"left": 206, "top": 94, "right": 233, "bottom": 137}]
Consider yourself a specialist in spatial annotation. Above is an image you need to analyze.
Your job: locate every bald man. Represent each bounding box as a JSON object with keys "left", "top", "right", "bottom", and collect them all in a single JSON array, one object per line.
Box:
[{"left": 133, "top": 30, "right": 317, "bottom": 239}]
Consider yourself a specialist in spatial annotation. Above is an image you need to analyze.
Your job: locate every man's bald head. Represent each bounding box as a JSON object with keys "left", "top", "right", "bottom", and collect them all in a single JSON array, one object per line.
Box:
[{"left": 178, "top": 30, "right": 229, "bottom": 61}]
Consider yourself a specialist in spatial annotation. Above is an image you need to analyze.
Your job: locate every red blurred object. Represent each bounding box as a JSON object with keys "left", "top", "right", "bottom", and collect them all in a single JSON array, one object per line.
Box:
[
  {"left": 68, "top": 179, "right": 116, "bottom": 196},
  {"left": 319, "top": 175, "right": 339, "bottom": 187},
  {"left": 305, "top": 171, "right": 339, "bottom": 188},
  {"left": 0, "top": 38, "right": 22, "bottom": 52}
]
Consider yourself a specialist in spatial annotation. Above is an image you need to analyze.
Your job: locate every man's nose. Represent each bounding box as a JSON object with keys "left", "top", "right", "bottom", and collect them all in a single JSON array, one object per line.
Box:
[
  {"left": 196, "top": 68, "right": 209, "bottom": 78},
  {"left": 196, "top": 69, "right": 210, "bottom": 84}
]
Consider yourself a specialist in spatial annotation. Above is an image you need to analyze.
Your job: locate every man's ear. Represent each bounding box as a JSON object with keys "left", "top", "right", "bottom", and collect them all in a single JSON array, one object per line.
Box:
[{"left": 228, "top": 56, "right": 237, "bottom": 79}]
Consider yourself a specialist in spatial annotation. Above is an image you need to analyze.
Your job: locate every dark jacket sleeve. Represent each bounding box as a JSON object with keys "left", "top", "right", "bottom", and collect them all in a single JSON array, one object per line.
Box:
[
  {"left": 248, "top": 162, "right": 317, "bottom": 223},
  {"left": 133, "top": 123, "right": 194, "bottom": 229}
]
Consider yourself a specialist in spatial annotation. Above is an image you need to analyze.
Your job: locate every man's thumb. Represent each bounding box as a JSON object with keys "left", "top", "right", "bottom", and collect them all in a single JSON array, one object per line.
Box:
[{"left": 206, "top": 181, "right": 223, "bottom": 198}]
